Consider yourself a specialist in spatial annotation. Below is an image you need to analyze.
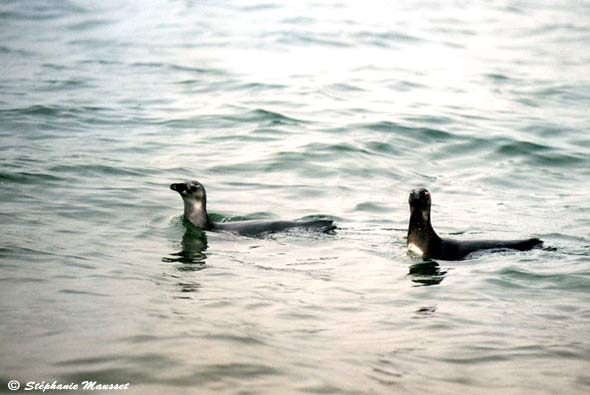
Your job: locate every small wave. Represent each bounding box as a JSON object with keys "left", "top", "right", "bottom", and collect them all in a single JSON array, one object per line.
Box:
[
  {"left": 485, "top": 73, "right": 512, "bottom": 83},
  {"left": 494, "top": 138, "right": 587, "bottom": 168},
  {"left": 3, "top": 104, "right": 62, "bottom": 117},
  {"left": 275, "top": 32, "right": 351, "bottom": 48},
  {"left": 239, "top": 3, "right": 281, "bottom": 12},
  {"left": 223, "top": 108, "right": 305, "bottom": 126},
  {"left": 0, "top": 2, "right": 87, "bottom": 22},
  {"left": 496, "top": 139, "right": 551, "bottom": 156},
  {"left": 59, "top": 289, "right": 109, "bottom": 297},
  {"left": 131, "top": 62, "right": 226, "bottom": 76},
  {"left": 363, "top": 121, "right": 455, "bottom": 142},
  {"left": 491, "top": 266, "right": 590, "bottom": 292},
  {"left": 354, "top": 30, "right": 421, "bottom": 48},
  {"left": 0, "top": 105, "right": 112, "bottom": 122},
  {"left": 0, "top": 171, "right": 64, "bottom": 184},
  {"left": 67, "top": 18, "right": 114, "bottom": 32},
  {"left": 364, "top": 140, "right": 402, "bottom": 156},
  {"left": 0, "top": 45, "right": 33, "bottom": 56},
  {"left": 48, "top": 164, "right": 148, "bottom": 177}
]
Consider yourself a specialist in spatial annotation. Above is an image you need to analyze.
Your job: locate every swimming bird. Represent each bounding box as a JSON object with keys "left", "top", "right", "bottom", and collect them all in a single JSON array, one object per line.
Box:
[
  {"left": 407, "top": 188, "right": 542, "bottom": 260},
  {"left": 170, "top": 180, "right": 336, "bottom": 236}
]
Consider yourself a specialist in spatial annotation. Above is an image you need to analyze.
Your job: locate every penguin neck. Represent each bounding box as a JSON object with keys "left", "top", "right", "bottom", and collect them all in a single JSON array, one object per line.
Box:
[
  {"left": 183, "top": 198, "right": 213, "bottom": 230},
  {"left": 407, "top": 207, "right": 440, "bottom": 256}
]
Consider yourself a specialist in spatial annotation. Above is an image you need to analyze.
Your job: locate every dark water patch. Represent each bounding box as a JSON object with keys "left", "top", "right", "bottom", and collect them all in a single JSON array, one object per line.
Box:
[
  {"left": 0, "top": 45, "right": 34, "bottom": 56},
  {"left": 1, "top": 2, "right": 588, "bottom": 394},
  {"left": 493, "top": 138, "right": 587, "bottom": 168},
  {"left": 408, "top": 261, "right": 447, "bottom": 287},
  {"left": 534, "top": 83, "right": 590, "bottom": 104},
  {"left": 175, "top": 281, "right": 201, "bottom": 294},
  {"left": 240, "top": 3, "right": 281, "bottom": 12},
  {"left": 542, "top": 233, "right": 588, "bottom": 244},
  {"left": 42, "top": 62, "right": 68, "bottom": 71},
  {"left": 363, "top": 121, "right": 454, "bottom": 142},
  {"left": 299, "top": 383, "right": 355, "bottom": 395},
  {"left": 39, "top": 79, "right": 93, "bottom": 92},
  {"left": 162, "top": 253, "right": 208, "bottom": 267},
  {"left": 486, "top": 73, "right": 512, "bottom": 83},
  {"left": 0, "top": 104, "right": 62, "bottom": 117},
  {"left": 175, "top": 78, "right": 204, "bottom": 86},
  {"left": 243, "top": 81, "right": 288, "bottom": 91},
  {"left": 532, "top": 151, "right": 587, "bottom": 167},
  {"left": 68, "top": 38, "right": 124, "bottom": 49},
  {"left": 223, "top": 108, "right": 305, "bottom": 126},
  {"left": 305, "top": 141, "right": 365, "bottom": 155},
  {"left": 67, "top": 18, "right": 114, "bottom": 32},
  {"left": 522, "top": 123, "right": 573, "bottom": 138},
  {"left": 276, "top": 32, "right": 351, "bottom": 48},
  {"left": 0, "top": 2, "right": 87, "bottom": 22},
  {"left": 0, "top": 245, "right": 77, "bottom": 264},
  {"left": 59, "top": 289, "right": 109, "bottom": 297},
  {"left": 118, "top": 334, "right": 166, "bottom": 345},
  {"left": 495, "top": 139, "right": 551, "bottom": 156},
  {"left": 364, "top": 140, "right": 403, "bottom": 156},
  {"left": 0, "top": 105, "right": 117, "bottom": 127},
  {"left": 130, "top": 62, "right": 227, "bottom": 77},
  {"left": 491, "top": 267, "right": 590, "bottom": 292},
  {"left": 326, "top": 82, "right": 364, "bottom": 93},
  {"left": 354, "top": 30, "right": 421, "bottom": 48},
  {"left": 0, "top": 276, "right": 46, "bottom": 284},
  {"left": 48, "top": 164, "right": 150, "bottom": 178},
  {"left": 436, "top": 351, "right": 521, "bottom": 365},
  {"left": 78, "top": 59, "right": 123, "bottom": 66},
  {"left": 204, "top": 333, "right": 266, "bottom": 346},
  {"left": 0, "top": 171, "right": 65, "bottom": 184},
  {"left": 394, "top": 79, "right": 424, "bottom": 92},
  {"left": 170, "top": 64, "right": 225, "bottom": 75},
  {"left": 515, "top": 96, "right": 540, "bottom": 108},
  {"left": 403, "top": 115, "right": 455, "bottom": 126}
]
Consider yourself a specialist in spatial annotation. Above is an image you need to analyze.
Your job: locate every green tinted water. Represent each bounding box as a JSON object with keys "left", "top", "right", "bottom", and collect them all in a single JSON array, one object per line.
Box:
[{"left": 1, "top": 1, "right": 589, "bottom": 394}]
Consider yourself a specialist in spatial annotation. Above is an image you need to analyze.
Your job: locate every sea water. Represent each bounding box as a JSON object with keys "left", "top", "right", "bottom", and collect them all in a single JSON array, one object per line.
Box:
[{"left": 1, "top": 1, "right": 589, "bottom": 394}]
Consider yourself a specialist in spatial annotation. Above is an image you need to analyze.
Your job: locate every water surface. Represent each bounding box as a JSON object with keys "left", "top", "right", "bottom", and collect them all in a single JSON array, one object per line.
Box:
[{"left": 1, "top": 1, "right": 589, "bottom": 394}]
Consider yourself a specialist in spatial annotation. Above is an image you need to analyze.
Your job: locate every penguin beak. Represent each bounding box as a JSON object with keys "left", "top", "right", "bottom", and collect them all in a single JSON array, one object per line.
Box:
[{"left": 170, "top": 183, "right": 187, "bottom": 193}]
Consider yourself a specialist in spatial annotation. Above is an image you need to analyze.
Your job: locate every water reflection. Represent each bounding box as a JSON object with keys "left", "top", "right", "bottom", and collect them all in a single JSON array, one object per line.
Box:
[
  {"left": 162, "top": 221, "right": 208, "bottom": 270},
  {"left": 408, "top": 260, "right": 447, "bottom": 286}
]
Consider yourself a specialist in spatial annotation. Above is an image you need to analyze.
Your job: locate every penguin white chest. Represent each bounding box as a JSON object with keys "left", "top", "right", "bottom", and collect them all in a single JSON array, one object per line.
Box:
[{"left": 408, "top": 242, "right": 424, "bottom": 257}]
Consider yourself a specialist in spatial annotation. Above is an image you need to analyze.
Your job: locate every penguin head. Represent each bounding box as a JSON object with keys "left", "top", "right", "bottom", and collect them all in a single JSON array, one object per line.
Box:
[
  {"left": 409, "top": 188, "right": 431, "bottom": 210},
  {"left": 170, "top": 180, "right": 207, "bottom": 203}
]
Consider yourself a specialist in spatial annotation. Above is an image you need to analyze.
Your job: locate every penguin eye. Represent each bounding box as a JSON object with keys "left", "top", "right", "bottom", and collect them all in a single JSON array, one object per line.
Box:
[{"left": 189, "top": 185, "right": 198, "bottom": 192}]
